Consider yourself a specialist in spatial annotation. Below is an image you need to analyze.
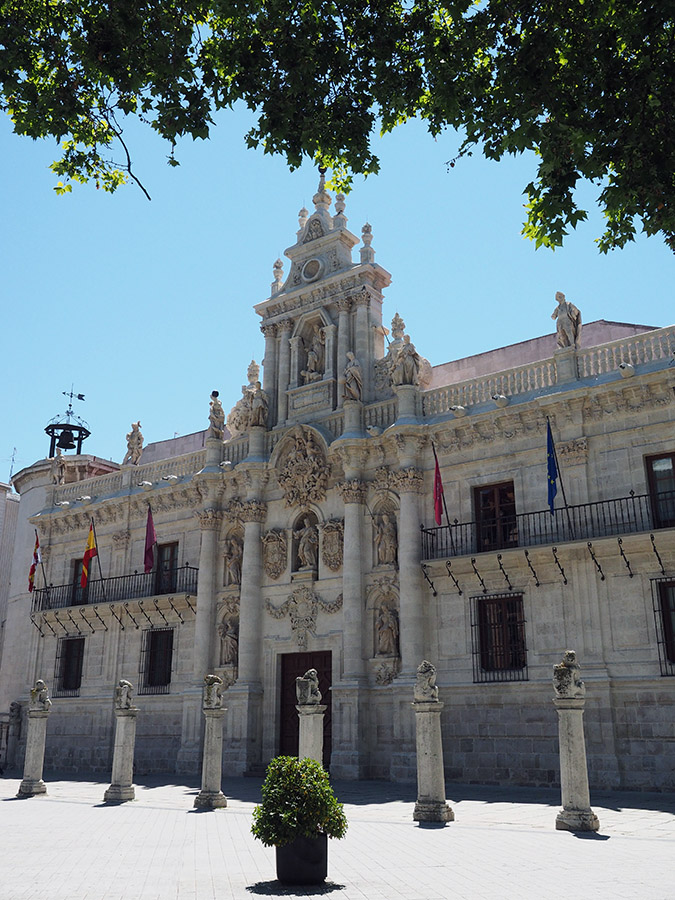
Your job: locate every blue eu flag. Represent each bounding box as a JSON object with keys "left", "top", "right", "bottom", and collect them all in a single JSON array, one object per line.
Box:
[{"left": 547, "top": 420, "right": 558, "bottom": 515}]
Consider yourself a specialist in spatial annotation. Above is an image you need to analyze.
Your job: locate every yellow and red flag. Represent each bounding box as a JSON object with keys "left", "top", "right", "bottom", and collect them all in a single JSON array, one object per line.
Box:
[
  {"left": 28, "top": 529, "right": 41, "bottom": 593},
  {"left": 80, "top": 522, "right": 97, "bottom": 588}
]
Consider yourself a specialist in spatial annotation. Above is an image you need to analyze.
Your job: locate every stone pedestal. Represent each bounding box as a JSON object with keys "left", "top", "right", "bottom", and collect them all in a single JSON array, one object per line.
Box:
[
  {"left": 17, "top": 709, "right": 50, "bottom": 798},
  {"left": 247, "top": 426, "right": 266, "bottom": 461},
  {"left": 297, "top": 704, "right": 327, "bottom": 764},
  {"left": 412, "top": 700, "right": 453, "bottom": 823},
  {"left": 342, "top": 399, "right": 363, "bottom": 436},
  {"left": 554, "top": 347, "right": 579, "bottom": 384},
  {"left": 394, "top": 384, "right": 418, "bottom": 421},
  {"left": 553, "top": 651, "right": 599, "bottom": 832},
  {"left": 204, "top": 436, "right": 224, "bottom": 469},
  {"left": 194, "top": 707, "right": 228, "bottom": 809},
  {"left": 104, "top": 707, "right": 139, "bottom": 803}
]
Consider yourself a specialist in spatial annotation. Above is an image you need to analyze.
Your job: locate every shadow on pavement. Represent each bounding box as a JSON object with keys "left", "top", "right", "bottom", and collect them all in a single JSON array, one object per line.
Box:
[{"left": 246, "top": 881, "right": 345, "bottom": 896}]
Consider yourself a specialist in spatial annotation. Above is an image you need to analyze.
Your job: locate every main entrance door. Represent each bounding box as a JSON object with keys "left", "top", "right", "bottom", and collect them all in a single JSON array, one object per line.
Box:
[{"left": 279, "top": 651, "right": 332, "bottom": 767}]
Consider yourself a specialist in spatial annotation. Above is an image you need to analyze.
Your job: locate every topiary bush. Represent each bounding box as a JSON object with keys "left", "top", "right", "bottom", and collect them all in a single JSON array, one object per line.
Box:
[{"left": 251, "top": 756, "right": 348, "bottom": 848}]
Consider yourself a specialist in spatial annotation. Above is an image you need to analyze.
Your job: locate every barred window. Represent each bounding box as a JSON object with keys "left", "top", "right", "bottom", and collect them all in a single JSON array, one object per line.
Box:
[
  {"left": 471, "top": 593, "right": 528, "bottom": 683},
  {"left": 54, "top": 637, "right": 85, "bottom": 697},
  {"left": 651, "top": 578, "right": 675, "bottom": 676},
  {"left": 139, "top": 628, "right": 174, "bottom": 694}
]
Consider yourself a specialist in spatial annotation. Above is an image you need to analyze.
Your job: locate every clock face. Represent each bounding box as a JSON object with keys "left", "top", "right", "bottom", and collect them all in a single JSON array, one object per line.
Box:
[{"left": 301, "top": 258, "right": 323, "bottom": 283}]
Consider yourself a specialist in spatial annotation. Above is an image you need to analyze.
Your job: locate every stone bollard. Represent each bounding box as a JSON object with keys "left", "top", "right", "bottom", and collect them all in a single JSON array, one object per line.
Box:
[
  {"left": 553, "top": 651, "right": 600, "bottom": 832},
  {"left": 412, "top": 661, "right": 454, "bottom": 823},
  {"left": 296, "top": 669, "right": 327, "bottom": 765},
  {"left": 17, "top": 680, "right": 51, "bottom": 798},
  {"left": 194, "top": 675, "right": 228, "bottom": 809},
  {"left": 104, "top": 680, "right": 139, "bottom": 803}
]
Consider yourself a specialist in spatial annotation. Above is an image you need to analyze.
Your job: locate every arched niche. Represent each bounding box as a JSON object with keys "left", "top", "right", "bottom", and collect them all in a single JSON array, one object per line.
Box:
[{"left": 223, "top": 525, "right": 244, "bottom": 587}]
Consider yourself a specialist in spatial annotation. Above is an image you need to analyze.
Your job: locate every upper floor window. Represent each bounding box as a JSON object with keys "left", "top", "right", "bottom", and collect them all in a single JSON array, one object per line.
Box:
[
  {"left": 155, "top": 542, "right": 178, "bottom": 594},
  {"left": 471, "top": 593, "right": 528, "bottom": 683},
  {"left": 646, "top": 454, "right": 675, "bottom": 528},
  {"left": 474, "top": 482, "right": 518, "bottom": 552},
  {"left": 54, "top": 636, "right": 85, "bottom": 697}
]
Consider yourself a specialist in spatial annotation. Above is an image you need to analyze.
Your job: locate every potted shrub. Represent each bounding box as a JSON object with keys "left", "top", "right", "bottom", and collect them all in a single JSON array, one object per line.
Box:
[{"left": 251, "top": 756, "right": 348, "bottom": 885}]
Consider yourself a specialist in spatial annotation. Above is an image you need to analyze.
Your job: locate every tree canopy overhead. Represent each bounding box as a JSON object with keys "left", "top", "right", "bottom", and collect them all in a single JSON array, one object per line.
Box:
[{"left": 2, "top": 1, "right": 674, "bottom": 252}]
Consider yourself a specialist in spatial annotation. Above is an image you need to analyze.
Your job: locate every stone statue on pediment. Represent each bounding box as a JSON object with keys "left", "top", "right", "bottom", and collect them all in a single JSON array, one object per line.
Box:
[
  {"left": 375, "top": 513, "right": 397, "bottom": 566},
  {"left": 224, "top": 536, "right": 243, "bottom": 586},
  {"left": 414, "top": 660, "right": 439, "bottom": 702},
  {"left": 115, "top": 679, "right": 134, "bottom": 709},
  {"left": 294, "top": 516, "right": 318, "bottom": 570},
  {"left": 249, "top": 382, "right": 269, "bottom": 428},
  {"left": 218, "top": 617, "right": 239, "bottom": 666},
  {"left": 552, "top": 291, "right": 582, "bottom": 349},
  {"left": 29, "top": 680, "right": 51, "bottom": 712},
  {"left": 296, "top": 668, "right": 322, "bottom": 705},
  {"left": 376, "top": 604, "right": 399, "bottom": 658},
  {"left": 391, "top": 335, "right": 421, "bottom": 386},
  {"left": 208, "top": 393, "right": 225, "bottom": 440},
  {"left": 343, "top": 351, "right": 363, "bottom": 401},
  {"left": 301, "top": 325, "right": 325, "bottom": 384},
  {"left": 50, "top": 448, "right": 67, "bottom": 485},
  {"left": 122, "top": 422, "right": 144, "bottom": 465}
]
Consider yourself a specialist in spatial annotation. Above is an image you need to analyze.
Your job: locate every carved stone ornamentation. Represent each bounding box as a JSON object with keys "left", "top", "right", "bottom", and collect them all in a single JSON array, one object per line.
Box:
[
  {"left": 276, "top": 426, "right": 329, "bottom": 507},
  {"left": 239, "top": 500, "right": 266, "bottom": 524},
  {"left": 337, "top": 479, "right": 366, "bottom": 504},
  {"left": 224, "top": 535, "right": 243, "bottom": 586},
  {"left": 374, "top": 513, "right": 397, "bottom": 566},
  {"left": 553, "top": 650, "right": 586, "bottom": 699},
  {"left": 375, "top": 602, "right": 399, "bottom": 658},
  {"left": 392, "top": 467, "right": 424, "bottom": 494},
  {"left": 375, "top": 660, "right": 400, "bottom": 685},
  {"left": 320, "top": 519, "right": 344, "bottom": 571},
  {"left": 266, "top": 587, "right": 343, "bottom": 650},
  {"left": 29, "top": 679, "right": 51, "bottom": 712},
  {"left": 114, "top": 680, "right": 134, "bottom": 710},
  {"left": 208, "top": 392, "right": 226, "bottom": 440},
  {"left": 195, "top": 509, "right": 224, "bottom": 530},
  {"left": 262, "top": 529, "right": 288, "bottom": 579},
  {"left": 112, "top": 530, "right": 131, "bottom": 546},
  {"left": 414, "top": 660, "right": 439, "bottom": 702},
  {"left": 296, "top": 668, "right": 322, "bottom": 705},
  {"left": 557, "top": 438, "right": 589, "bottom": 465},
  {"left": 218, "top": 604, "right": 239, "bottom": 666},
  {"left": 122, "top": 422, "right": 144, "bottom": 466},
  {"left": 552, "top": 291, "right": 582, "bottom": 349},
  {"left": 202, "top": 674, "right": 224, "bottom": 710}
]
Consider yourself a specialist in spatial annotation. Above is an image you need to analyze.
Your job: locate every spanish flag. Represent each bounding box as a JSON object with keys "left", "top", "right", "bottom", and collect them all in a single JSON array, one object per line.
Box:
[
  {"left": 80, "top": 521, "right": 97, "bottom": 588},
  {"left": 28, "top": 529, "right": 41, "bottom": 593}
]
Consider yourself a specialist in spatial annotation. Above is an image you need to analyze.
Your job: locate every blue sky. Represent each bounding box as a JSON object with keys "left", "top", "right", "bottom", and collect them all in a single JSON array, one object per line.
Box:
[{"left": 2, "top": 105, "right": 673, "bottom": 480}]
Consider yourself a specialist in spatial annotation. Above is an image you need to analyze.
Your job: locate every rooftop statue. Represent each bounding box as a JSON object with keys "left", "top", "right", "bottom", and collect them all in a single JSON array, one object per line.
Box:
[
  {"left": 552, "top": 291, "right": 582, "bottom": 349},
  {"left": 208, "top": 392, "right": 225, "bottom": 440},
  {"left": 122, "top": 422, "right": 144, "bottom": 466}
]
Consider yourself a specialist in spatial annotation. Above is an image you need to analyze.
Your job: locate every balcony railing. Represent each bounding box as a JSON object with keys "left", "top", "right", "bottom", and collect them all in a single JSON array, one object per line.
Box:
[
  {"left": 421, "top": 490, "right": 675, "bottom": 560},
  {"left": 31, "top": 564, "right": 199, "bottom": 613}
]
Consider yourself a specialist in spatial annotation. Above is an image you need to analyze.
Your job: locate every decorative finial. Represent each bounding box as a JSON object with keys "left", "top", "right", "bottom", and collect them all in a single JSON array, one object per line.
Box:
[
  {"left": 247, "top": 360, "right": 260, "bottom": 386},
  {"left": 391, "top": 313, "right": 405, "bottom": 342},
  {"left": 313, "top": 167, "right": 331, "bottom": 212},
  {"left": 335, "top": 193, "right": 345, "bottom": 215},
  {"left": 333, "top": 192, "right": 347, "bottom": 228},
  {"left": 360, "top": 221, "right": 374, "bottom": 263},
  {"left": 298, "top": 207, "right": 308, "bottom": 229},
  {"left": 271, "top": 258, "right": 284, "bottom": 294}
]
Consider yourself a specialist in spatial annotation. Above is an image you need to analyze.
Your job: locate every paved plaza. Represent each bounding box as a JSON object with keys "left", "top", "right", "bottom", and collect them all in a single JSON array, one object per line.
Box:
[{"left": 0, "top": 772, "right": 673, "bottom": 900}]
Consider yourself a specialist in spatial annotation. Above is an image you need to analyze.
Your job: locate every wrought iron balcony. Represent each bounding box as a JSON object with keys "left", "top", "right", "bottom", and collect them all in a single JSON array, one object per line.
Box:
[
  {"left": 421, "top": 490, "right": 675, "bottom": 560},
  {"left": 31, "top": 564, "right": 199, "bottom": 613}
]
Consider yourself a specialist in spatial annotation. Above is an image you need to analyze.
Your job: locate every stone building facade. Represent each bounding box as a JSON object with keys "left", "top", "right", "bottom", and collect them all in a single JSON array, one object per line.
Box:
[{"left": 1, "top": 178, "right": 674, "bottom": 791}]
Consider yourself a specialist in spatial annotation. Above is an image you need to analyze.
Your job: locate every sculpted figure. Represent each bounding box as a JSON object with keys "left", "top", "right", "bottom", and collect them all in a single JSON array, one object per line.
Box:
[
  {"left": 551, "top": 291, "right": 582, "bottom": 349},
  {"left": 414, "top": 660, "right": 439, "bottom": 702},
  {"left": 294, "top": 516, "right": 319, "bottom": 569},
  {"left": 9, "top": 701, "right": 21, "bottom": 722},
  {"left": 224, "top": 537, "right": 243, "bottom": 586},
  {"left": 218, "top": 618, "right": 239, "bottom": 666},
  {"left": 375, "top": 513, "right": 397, "bottom": 566},
  {"left": 202, "top": 674, "right": 224, "bottom": 709},
  {"left": 376, "top": 604, "right": 399, "bottom": 657},
  {"left": 29, "top": 679, "right": 51, "bottom": 712},
  {"left": 553, "top": 649, "right": 586, "bottom": 699},
  {"left": 302, "top": 325, "right": 325, "bottom": 383},
  {"left": 343, "top": 351, "right": 363, "bottom": 401},
  {"left": 122, "top": 422, "right": 144, "bottom": 466},
  {"left": 115, "top": 679, "right": 134, "bottom": 709},
  {"left": 50, "top": 448, "right": 67, "bottom": 485},
  {"left": 249, "top": 381, "right": 269, "bottom": 428},
  {"left": 208, "top": 391, "right": 226, "bottom": 440},
  {"left": 391, "top": 334, "right": 420, "bottom": 386},
  {"left": 296, "top": 668, "right": 322, "bottom": 705}
]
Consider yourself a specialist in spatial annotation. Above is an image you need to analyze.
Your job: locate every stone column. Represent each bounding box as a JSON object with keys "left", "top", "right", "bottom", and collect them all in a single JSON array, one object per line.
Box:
[
  {"left": 194, "top": 675, "right": 228, "bottom": 809},
  {"left": 193, "top": 508, "right": 223, "bottom": 678},
  {"left": 261, "top": 323, "right": 278, "bottom": 426},
  {"left": 296, "top": 670, "right": 327, "bottom": 765},
  {"left": 412, "top": 662, "right": 453, "bottom": 823},
  {"left": 393, "top": 463, "right": 425, "bottom": 676},
  {"left": 553, "top": 651, "right": 600, "bottom": 832},
  {"left": 277, "top": 322, "right": 292, "bottom": 424},
  {"left": 336, "top": 299, "right": 351, "bottom": 408},
  {"left": 353, "top": 292, "right": 370, "bottom": 401},
  {"left": 104, "top": 680, "right": 139, "bottom": 803},
  {"left": 323, "top": 323, "right": 337, "bottom": 382},
  {"left": 17, "top": 680, "right": 51, "bottom": 798},
  {"left": 337, "top": 476, "right": 367, "bottom": 681},
  {"left": 289, "top": 335, "right": 302, "bottom": 389}
]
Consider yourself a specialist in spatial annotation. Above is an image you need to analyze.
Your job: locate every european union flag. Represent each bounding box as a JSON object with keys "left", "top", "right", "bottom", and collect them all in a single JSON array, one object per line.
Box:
[{"left": 547, "top": 420, "right": 558, "bottom": 515}]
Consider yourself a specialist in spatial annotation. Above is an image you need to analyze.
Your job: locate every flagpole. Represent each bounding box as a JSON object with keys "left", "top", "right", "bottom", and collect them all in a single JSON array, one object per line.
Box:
[
  {"left": 547, "top": 417, "right": 575, "bottom": 539},
  {"left": 431, "top": 440, "right": 455, "bottom": 554},
  {"left": 90, "top": 516, "right": 107, "bottom": 603},
  {"left": 36, "top": 529, "right": 50, "bottom": 602}
]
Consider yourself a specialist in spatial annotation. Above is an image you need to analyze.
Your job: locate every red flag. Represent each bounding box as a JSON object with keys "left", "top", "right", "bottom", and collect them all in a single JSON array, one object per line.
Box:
[
  {"left": 28, "top": 530, "right": 41, "bottom": 592},
  {"left": 433, "top": 454, "right": 444, "bottom": 526},
  {"left": 144, "top": 505, "right": 157, "bottom": 574},
  {"left": 81, "top": 522, "right": 97, "bottom": 588}
]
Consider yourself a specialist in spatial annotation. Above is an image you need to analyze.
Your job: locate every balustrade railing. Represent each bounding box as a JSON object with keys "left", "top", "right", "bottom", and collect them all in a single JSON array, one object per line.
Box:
[
  {"left": 31, "top": 564, "right": 198, "bottom": 612},
  {"left": 421, "top": 490, "right": 675, "bottom": 560}
]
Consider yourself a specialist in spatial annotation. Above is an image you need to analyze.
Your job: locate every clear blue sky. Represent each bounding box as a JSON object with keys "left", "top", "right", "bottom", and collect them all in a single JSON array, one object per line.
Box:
[{"left": 2, "top": 105, "right": 673, "bottom": 481}]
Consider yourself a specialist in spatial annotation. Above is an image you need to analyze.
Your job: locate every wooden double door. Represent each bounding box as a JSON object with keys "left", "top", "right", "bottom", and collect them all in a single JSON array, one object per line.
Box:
[{"left": 279, "top": 651, "right": 332, "bottom": 767}]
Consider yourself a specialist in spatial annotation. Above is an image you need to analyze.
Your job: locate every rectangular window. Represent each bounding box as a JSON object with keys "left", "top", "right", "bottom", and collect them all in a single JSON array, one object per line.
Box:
[
  {"left": 474, "top": 482, "right": 518, "bottom": 552},
  {"left": 471, "top": 593, "right": 528, "bottom": 683},
  {"left": 155, "top": 542, "right": 178, "bottom": 595},
  {"left": 646, "top": 454, "right": 675, "bottom": 528},
  {"left": 54, "top": 637, "right": 85, "bottom": 697},
  {"left": 652, "top": 578, "right": 675, "bottom": 676},
  {"left": 139, "top": 628, "right": 174, "bottom": 694}
]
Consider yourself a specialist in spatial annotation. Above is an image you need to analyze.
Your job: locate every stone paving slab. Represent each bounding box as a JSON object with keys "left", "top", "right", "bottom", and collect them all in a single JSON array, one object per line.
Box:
[{"left": 0, "top": 774, "right": 673, "bottom": 900}]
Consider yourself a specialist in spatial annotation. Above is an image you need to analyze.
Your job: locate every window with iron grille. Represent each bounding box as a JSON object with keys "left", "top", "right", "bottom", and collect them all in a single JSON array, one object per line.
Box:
[
  {"left": 139, "top": 627, "right": 174, "bottom": 694},
  {"left": 473, "top": 482, "right": 518, "bottom": 553},
  {"left": 471, "top": 593, "right": 528, "bottom": 683},
  {"left": 53, "top": 637, "right": 85, "bottom": 697},
  {"left": 651, "top": 577, "right": 675, "bottom": 676}
]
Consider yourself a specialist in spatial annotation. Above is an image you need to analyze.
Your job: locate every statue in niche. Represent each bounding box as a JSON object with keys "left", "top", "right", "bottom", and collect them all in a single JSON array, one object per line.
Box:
[
  {"left": 414, "top": 660, "right": 439, "bottom": 702},
  {"left": 50, "top": 448, "right": 67, "bottom": 485},
  {"left": 296, "top": 668, "right": 322, "bottom": 705},
  {"left": 122, "top": 422, "right": 144, "bottom": 466},
  {"left": 374, "top": 513, "right": 397, "bottom": 566},
  {"left": 29, "top": 679, "right": 51, "bottom": 712},
  {"left": 343, "top": 351, "right": 363, "bottom": 401},
  {"left": 553, "top": 650, "right": 586, "bottom": 699},
  {"left": 301, "top": 325, "right": 325, "bottom": 384},
  {"left": 376, "top": 604, "right": 399, "bottom": 657},
  {"left": 294, "top": 516, "right": 319, "bottom": 569},
  {"left": 218, "top": 617, "right": 239, "bottom": 666},
  {"left": 551, "top": 291, "right": 582, "bottom": 349},
  {"left": 208, "top": 392, "right": 226, "bottom": 440},
  {"left": 391, "top": 334, "right": 421, "bottom": 386},
  {"left": 262, "top": 529, "right": 288, "bottom": 579},
  {"left": 249, "top": 381, "right": 269, "bottom": 428},
  {"left": 224, "top": 537, "right": 243, "bottom": 586},
  {"left": 202, "top": 674, "right": 224, "bottom": 709},
  {"left": 114, "top": 679, "right": 134, "bottom": 709}
]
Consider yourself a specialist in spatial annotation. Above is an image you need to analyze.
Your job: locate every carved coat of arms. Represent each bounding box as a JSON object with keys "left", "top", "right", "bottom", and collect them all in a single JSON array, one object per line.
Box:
[
  {"left": 261, "top": 529, "right": 288, "bottom": 580},
  {"left": 321, "top": 519, "right": 344, "bottom": 571}
]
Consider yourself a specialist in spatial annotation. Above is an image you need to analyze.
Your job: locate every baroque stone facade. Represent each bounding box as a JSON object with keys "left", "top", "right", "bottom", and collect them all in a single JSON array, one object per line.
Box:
[{"left": 1, "top": 177, "right": 674, "bottom": 792}]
